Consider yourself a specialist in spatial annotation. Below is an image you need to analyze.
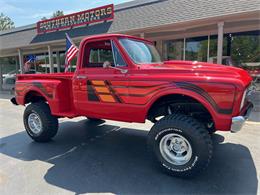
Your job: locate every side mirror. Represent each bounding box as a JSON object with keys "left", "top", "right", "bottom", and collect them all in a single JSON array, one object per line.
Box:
[
  {"left": 103, "top": 61, "right": 128, "bottom": 74},
  {"left": 103, "top": 61, "right": 111, "bottom": 69}
]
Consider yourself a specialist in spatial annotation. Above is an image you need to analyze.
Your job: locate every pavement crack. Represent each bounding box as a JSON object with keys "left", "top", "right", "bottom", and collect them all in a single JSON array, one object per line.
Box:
[{"left": 45, "top": 126, "right": 121, "bottom": 162}]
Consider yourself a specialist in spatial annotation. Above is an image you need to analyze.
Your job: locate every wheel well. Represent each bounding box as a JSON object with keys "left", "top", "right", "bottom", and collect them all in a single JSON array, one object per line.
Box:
[
  {"left": 24, "top": 91, "right": 47, "bottom": 104},
  {"left": 147, "top": 94, "right": 215, "bottom": 131}
]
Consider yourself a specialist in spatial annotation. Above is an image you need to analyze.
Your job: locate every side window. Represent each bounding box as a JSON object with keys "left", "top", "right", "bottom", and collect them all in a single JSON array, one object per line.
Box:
[
  {"left": 89, "top": 49, "right": 113, "bottom": 64},
  {"left": 112, "top": 41, "right": 127, "bottom": 67},
  {"left": 83, "top": 40, "right": 114, "bottom": 68}
]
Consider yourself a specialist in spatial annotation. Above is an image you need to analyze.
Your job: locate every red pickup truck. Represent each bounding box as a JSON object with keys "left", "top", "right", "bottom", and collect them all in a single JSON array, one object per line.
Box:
[{"left": 11, "top": 34, "right": 254, "bottom": 178}]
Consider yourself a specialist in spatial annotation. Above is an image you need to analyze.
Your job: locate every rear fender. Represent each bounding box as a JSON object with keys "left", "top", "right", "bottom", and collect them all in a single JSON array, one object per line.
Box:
[{"left": 16, "top": 80, "right": 61, "bottom": 114}]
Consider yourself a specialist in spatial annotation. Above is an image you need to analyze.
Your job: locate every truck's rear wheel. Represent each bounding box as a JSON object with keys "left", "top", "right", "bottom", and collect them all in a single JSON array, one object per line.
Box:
[
  {"left": 23, "top": 102, "right": 58, "bottom": 142},
  {"left": 148, "top": 114, "right": 213, "bottom": 178}
]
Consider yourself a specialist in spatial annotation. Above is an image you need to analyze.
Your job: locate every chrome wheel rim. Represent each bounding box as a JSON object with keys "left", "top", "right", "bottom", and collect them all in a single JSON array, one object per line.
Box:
[
  {"left": 159, "top": 133, "right": 192, "bottom": 166},
  {"left": 28, "top": 113, "right": 42, "bottom": 134}
]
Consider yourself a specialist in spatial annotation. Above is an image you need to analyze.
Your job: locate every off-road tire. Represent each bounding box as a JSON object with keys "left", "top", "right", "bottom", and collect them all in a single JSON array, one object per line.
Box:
[
  {"left": 148, "top": 114, "right": 213, "bottom": 178},
  {"left": 23, "top": 101, "right": 58, "bottom": 142}
]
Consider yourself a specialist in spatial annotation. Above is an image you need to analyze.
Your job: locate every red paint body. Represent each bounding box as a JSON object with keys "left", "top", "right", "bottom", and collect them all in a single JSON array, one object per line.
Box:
[{"left": 15, "top": 34, "right": 252, "bottom": 131}]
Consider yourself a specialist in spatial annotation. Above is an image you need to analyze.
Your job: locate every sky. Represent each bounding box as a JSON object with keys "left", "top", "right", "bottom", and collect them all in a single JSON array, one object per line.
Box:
[{"left": 0, "top": 0, "right": 133, "bottom": 27}]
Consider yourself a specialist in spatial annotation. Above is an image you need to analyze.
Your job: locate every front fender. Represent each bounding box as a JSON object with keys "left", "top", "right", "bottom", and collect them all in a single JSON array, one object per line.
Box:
[{"left": 145, "top": 88, "right": 232, "bottom": 131}]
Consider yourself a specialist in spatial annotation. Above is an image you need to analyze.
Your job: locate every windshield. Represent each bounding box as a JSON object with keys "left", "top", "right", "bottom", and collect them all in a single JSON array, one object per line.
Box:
[{"left": 119, "top": 38, "right": 162, "bottom": 64}]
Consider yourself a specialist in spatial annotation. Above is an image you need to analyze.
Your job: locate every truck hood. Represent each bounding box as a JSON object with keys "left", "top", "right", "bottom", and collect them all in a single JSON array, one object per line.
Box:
[{"left": 139, "top": 60, "right": 252, "bottom": 88}]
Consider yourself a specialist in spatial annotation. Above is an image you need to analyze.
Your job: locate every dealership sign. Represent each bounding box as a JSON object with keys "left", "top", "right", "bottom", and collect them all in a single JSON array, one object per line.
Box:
[{"left": 37, "top": 4, "right": 114, "bottom": 34}]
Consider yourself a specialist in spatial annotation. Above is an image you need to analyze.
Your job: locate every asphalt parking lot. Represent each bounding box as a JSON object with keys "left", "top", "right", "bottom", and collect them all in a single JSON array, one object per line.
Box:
[{"left": 0, "top": 96, "right": 259, "bottom": 195}]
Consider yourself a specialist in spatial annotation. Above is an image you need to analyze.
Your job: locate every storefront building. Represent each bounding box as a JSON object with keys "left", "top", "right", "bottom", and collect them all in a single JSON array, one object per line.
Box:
[{"left": 0, "top": 0, "right": 259, "bottom": 90}]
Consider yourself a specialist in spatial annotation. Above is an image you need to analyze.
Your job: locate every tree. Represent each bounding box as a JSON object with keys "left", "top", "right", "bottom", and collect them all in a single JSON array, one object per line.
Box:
[
  {"left": 41, "top": 10, "right": 64, "bottom": 21},
  {"left": 52, "top": 10, "right": 64, "bottom": 18},
  {"left": 0, "top": 13, "right": 15, "bottom": 31},
  {"left": 41, "top": 17, "right": 48, "bottom": 21}
]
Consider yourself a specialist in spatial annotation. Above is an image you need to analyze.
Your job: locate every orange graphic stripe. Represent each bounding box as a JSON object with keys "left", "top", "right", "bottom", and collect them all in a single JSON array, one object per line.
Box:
[
  {"left": 94, "top": 87, "right": 110, "bottom": 93},
  {"left": 92, "top": 80, "right": 105, "bottom": 86},
  {"left": 99, "top": 95, "right": 116, "bottom": 103}
]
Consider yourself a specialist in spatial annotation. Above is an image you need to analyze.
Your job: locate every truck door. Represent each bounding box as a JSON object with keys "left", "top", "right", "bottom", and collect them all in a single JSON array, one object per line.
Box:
[{"left": 73, "top": 38, "right": 130, "bottom": 121}]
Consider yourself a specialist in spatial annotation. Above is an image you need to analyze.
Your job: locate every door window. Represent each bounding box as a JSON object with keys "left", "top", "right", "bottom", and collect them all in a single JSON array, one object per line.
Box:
[
  {"left": 83, "top": 40, "right": 114, "bottom": 68},
  {"left": 83, "top": 39, "right": 127, "bottom": 68},
  {"left": 89, "top": 48, "right": 113, "bottom": 64}
]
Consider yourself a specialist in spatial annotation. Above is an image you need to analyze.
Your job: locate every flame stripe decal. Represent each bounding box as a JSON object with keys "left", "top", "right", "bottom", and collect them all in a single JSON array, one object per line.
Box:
[
  {"left": 87, "top": 80, "right": 123, "bottom": 103},
  {"left": 175, "top": 82, "right": 233, "bottom": 114},
  {"left": 87, "top": 80, "right": 232, "bottom": 115}
]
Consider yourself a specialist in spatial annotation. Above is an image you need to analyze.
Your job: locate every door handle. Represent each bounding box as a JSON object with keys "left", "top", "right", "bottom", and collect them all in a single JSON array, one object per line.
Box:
[{"left": 76, "top": 75, "right": 87, "bottom": 79}]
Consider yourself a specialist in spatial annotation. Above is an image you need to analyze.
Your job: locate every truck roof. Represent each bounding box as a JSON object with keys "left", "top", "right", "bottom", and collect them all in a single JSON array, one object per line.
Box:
[{"left": 81, "top": 33, "right": 153, "bottom": 44}]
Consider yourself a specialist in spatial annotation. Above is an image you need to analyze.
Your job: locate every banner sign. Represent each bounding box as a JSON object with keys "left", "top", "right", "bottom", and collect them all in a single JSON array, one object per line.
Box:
[{"left": 37, "top": 4, "right": 114, "bottom": 34}]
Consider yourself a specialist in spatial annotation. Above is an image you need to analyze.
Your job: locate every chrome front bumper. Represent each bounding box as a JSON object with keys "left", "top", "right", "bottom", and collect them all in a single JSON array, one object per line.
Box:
[{"left": 231, "top": 102, "right": 254, "bottom": 133}]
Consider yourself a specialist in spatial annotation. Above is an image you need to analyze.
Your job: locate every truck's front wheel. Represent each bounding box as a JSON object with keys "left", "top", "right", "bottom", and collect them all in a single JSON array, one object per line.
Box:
[
  {"left": 23, "top": 102, "right": 58, "bottom": 142},
  {"left": 148, "top": 114, "right": 213, "bottom": 178}
]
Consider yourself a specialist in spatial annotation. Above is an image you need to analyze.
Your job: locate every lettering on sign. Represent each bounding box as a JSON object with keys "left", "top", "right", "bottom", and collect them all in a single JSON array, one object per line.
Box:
[{"left": 37, "top": 4, "right": 114, "bottom": 34}]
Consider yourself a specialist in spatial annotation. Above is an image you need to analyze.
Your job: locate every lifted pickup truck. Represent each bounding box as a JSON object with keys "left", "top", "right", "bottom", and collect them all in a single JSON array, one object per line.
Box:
[{"left": 11, "top": 34, "right": 254, "bottom": 178}]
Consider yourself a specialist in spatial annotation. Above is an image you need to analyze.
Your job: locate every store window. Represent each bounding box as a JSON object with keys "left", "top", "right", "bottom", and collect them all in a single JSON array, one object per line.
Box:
[
  {"left": 163, "top": 39, "right": 184, "bottom": 60},
  {"left": 208, "top": 35, "right": 229, "bottom": 65},
  {"left": 0, "top": 57, "right": 17, "bottom": 75},
  {"left": 185, "top": 36, "right": 208, "bottom": 62},
  {"left": 163, "top": 30, "right": 260, "bottom": 83},
  {"left": 227, "top": 31, "right": 260, "bottom": 70}
]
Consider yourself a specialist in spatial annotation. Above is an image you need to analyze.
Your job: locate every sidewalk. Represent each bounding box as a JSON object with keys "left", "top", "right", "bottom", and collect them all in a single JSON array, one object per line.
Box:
[{"left": 0, "top": 90, "right": 13, "bottom": 100}]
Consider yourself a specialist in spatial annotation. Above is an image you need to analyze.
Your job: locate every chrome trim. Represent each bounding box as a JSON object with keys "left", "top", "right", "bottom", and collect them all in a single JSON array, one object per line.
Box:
[
  {"left": 231, "top": 103, "right": 253, "bottom": 133},
  {"left": 76, "top": 75, "right": 87, "bottom": 79},
  {"left": 231, "top": 116, "right": 246, "bottom": 133},
  {"left": 28, "top": 113, "right": 43, "bottom": 134},
  {"left": 240, "top": 84, "right": 256, "bottom": 111},
  {"left": 240, "top": 90, "right": 247, "bottom": 110},
  {"left": 159, "top": 133, "right": 192, "bottom": 165}
]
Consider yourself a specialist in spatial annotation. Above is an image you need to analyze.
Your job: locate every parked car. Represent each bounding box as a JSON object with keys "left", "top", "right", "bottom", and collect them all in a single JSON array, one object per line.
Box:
[
  {"left": 11, "top": 34, "right": 254, "bottom": 178},
  {"left": 2, "top": 75, "right": 16, "bottom": 92}
]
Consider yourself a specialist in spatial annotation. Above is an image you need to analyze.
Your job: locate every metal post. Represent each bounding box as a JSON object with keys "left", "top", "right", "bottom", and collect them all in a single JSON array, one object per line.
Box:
[
  {"left": 18, "top": 49, "right": 24, "bottom": 73},
  {"left": 44, "top": 52, "right": 47, "bottom": 73},
  {"left": 0, "top": 64, "right": 3, "bottom": 91},
  {"left": 56, "top": 51, "right": 61, "bottom": 73},
  {"left": 162, "top": 41, "right": 168, "bottom": 60},
  {"left": 217, "top": 22, "right": 224, "bottom": 64},
  {"left": 156, "top": 40, "right": 163, "bottom": 57},
  {"left": 207, "top": 35, "right": 210, "bottom": 62},
  {"left": 15, "top": 56, "right": 19, "bottom": 74},
  {"left": 48, "top": 45, "right": 54, "bottom": 73},
  {"left": 183, "top": 38, "right": 186, "bottom": 60}
]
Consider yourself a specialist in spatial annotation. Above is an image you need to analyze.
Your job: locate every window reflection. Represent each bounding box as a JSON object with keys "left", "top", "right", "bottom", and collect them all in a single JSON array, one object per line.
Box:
[
  {"left": 185, "top": 36, "right": 208, "bottom": 62},
  {"left": 163, "top": 30, "right": 260, "bottom": 81},
  {"left": 227, "top": 31, "right": 260, "bottom": 70},
  {"left": 163, "top": 39, "right": 184, "bottom": 60}
]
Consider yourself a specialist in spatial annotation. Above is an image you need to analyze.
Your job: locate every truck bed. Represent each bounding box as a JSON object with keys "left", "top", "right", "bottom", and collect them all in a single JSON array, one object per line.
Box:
[{"left": 15, "top": 73, "right": 76, "bottom": 117}]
